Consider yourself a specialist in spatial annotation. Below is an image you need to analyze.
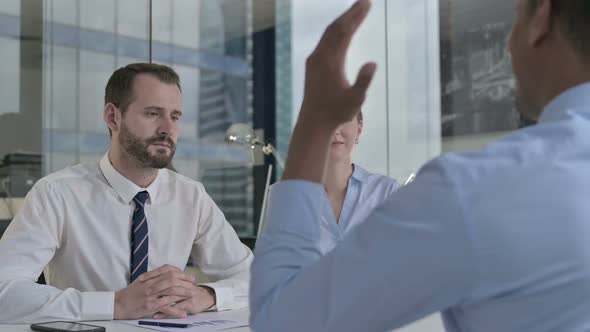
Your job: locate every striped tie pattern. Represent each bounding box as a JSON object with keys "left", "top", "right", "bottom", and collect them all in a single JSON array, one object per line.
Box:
[{"left": 130, "top": 191, "right": 149, "bottom": 283}]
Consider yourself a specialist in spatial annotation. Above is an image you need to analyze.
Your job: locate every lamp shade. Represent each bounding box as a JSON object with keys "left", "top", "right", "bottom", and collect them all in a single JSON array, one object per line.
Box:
[{"left": 225, "top": 123, "right": 259, "bottom": 146}]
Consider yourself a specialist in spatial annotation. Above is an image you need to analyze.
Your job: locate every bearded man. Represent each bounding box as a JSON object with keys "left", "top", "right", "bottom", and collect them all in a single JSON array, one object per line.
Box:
[{"left": 0, "top": 63, "right": 252, "bottom": 323}]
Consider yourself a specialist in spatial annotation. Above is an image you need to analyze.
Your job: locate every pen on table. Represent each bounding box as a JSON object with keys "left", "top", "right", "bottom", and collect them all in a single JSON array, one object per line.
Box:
[{"left": 138, "top": 320, "right": 189, "bottom": 328}]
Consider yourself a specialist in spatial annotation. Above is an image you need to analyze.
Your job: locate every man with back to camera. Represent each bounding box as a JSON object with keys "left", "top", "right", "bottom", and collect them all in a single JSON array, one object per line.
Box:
[
  {"left": 0, "top": 63, "right": 253, "bottom": 323},
  {"left": 250, "top": 0, "right": 590, "bottom": 331}
]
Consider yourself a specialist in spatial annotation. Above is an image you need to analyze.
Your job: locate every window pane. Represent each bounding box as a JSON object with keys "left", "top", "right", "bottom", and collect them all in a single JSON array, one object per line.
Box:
[
  {"left": 44, "top": 0, "right": 150, "bottom": 171},
  {"left": 148, "top": 0, "right": 254, "bottom": 236},
  {"left": 440, "top": 0, "right": 533, "bottom": 153},
  {"left": 79, "top": 0, "right": 115, "bottom": 32},
  {"left": 78, "top": 50, "right": 115, "bottom": 134},
  {"left": 49, "top": 46, "right": 77, "bottom": 130},
  {"left": 151, "top": 0, "right": 172, "bottom": 44},
  {"left": 117, "top": 0, "right": 149, "bottom": 39},
  {"left": 0, "top": 0, "right": 20, "bottom": 16},
  {"left": 2, "top": 0, "right": 255, "bottom": 238},
  {"left": 0, "top": 1, "right": 43, "bottom": 198},
  {"left": 0, "top": 38, "right": 20, "bottom": 115},
  {"left": 49, "top": 0, "right": 76, "bottom": 26}
]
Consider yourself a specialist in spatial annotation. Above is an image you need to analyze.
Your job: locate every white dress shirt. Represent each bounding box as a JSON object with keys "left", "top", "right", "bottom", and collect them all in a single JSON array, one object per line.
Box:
[
  {"left": 0, "top": 154, "right": 253, "bottom": 323},
  {"left": 251, "top": 82, "right": 590, "bottom": 331}
]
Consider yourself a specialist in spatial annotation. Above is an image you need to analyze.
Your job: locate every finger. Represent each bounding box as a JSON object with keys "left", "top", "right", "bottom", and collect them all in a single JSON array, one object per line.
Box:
[
  {"left": 162, "top": 270, "right": 195, "bottom": 283},
  {"left": 137, "top": 264, "right": 181, "bottom": 283},
  {"left": 167, "top": 298, "right": 208, "bottom": 316},
  {"left": 317, "top": 0, "right": 372, "bottom": 60},
  {"left": 151, "top": 295, "right": 185, "bottom": 308},
  {"left": 347, "top": 62, "right": 377, "bottom": 107},
  {"left": 144, "top": 295, "right": 185, "bottom": 314},
  {"left": 147, "top": 275, "right": 196, "bottom": 294},
  {"left": 341, "top": 0, "right": 372, "bottom": 37},
  {"left": 153, "top": 306, "right": 188, "bottom": 319},
  {"left": 155, "top": 285, "right": 196, "bottom": 299},
  {"left": 145, "top": 271, "right": 195, "bottom": 291},
  {"left": 152, "top": 271, "right": 195, "bottom": 289}
]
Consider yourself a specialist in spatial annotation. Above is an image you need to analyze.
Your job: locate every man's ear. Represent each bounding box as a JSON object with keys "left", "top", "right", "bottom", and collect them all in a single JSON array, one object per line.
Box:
[
  {"left": 104, "top": 103, "right": 120, "bottom": 134},
  {"left": 528, "top": 0, "right": 553, "bottom": 47}
]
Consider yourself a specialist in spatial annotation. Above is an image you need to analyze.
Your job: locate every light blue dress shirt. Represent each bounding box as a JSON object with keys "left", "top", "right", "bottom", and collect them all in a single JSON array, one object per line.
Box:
[
  {"left": 319, "top": 164, "right": 400, "bottom": 254},
  {"left": 250, "top": 82, "right": 590, "bottom": 332}
]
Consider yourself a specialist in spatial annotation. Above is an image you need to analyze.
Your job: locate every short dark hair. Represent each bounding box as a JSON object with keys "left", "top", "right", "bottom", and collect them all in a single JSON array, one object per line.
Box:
[
  {"left": 104, "top": 63, "right": 181, "bottom": 113},
  {"left": 529, "top": 0, "right": 590, "bottom": 58}
]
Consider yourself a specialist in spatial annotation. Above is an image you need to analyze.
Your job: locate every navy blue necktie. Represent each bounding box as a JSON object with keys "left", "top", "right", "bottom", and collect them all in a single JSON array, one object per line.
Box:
[{"left": 130, "top": 191, "right": 149, "bottom": 283}]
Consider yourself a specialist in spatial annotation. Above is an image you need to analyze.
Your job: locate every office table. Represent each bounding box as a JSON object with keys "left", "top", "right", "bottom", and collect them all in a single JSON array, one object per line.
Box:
[
  {"left": 0, "top": 307, "right": 251, "bottom": 332},
  {"left": 0, "top": 308, "right": 446, "bottom": 331}
]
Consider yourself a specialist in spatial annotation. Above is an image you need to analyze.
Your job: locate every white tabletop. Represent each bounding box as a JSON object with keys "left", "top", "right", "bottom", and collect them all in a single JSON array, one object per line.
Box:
[{"left": 0, "top": 308, "right": 251, "bottom": 332}]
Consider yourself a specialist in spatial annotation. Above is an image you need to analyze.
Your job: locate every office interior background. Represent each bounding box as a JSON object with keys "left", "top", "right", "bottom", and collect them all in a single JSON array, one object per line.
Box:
[
  {"left": 0, "top": 0, "right": 533, "bottom": 237},
  {"left": 0, "top": 0, "right": 533, "bottom": 236}
]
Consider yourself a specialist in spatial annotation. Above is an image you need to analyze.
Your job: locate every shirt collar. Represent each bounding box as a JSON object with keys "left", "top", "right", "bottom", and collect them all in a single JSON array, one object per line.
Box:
[
  {"left": 539, "top": 82, "right": 590, "bottom": 123},
  {"left": 350, "top": 163, "right": 368, "bottom": 183},
  {"left": 99, "top": 153, "right": 162, "bottom": 205}
]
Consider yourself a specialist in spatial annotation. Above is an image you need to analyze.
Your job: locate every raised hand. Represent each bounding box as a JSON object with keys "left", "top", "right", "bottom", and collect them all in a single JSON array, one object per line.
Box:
[
  {"left": 283, "top": 0, "right": 376, "bottom": 183},
  {"left": 300, "top": 0, "right": 376, "bottom": 128}
]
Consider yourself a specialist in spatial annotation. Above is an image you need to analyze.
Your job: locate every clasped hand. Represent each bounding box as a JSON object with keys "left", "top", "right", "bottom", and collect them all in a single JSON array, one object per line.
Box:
[{"left": 114, "top": 265, "right": 216, "bottom": 319}]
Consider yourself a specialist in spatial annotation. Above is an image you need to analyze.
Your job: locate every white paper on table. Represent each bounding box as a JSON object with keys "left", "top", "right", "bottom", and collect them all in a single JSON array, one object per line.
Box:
[{"left": 117, "top": 311, "right": 248, "bottom": 332}]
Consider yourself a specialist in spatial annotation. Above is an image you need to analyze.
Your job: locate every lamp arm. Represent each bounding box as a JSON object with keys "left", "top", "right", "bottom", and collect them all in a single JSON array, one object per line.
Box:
[
  {"left": 261, "top": 143, "right": 284, "bottom": 170},
  {"left": 256, "top": 164, "right": 273, "bottom": 238}
]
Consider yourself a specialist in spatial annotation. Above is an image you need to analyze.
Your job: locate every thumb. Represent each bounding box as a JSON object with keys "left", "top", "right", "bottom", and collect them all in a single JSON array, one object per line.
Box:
[{"left": 347, "top": 62, "right": 377, "bottom": 107}]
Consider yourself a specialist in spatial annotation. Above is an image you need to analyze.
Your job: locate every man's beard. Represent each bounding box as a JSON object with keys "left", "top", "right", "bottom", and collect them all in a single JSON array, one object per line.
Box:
[{"left": 119, "top": 122, "right": 176, "bottom": 169}]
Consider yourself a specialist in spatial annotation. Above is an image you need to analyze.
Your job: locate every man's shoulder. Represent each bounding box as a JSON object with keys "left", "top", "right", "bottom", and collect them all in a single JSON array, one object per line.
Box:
[
  {"left": 35, "top": 161, "right": 101, "bottom": 191},
  {"left": 160, "top": 169, "right": 206, "bottom": 192},
  {"left": 421, "top": 124, "right": 564, "bottom": 188}
]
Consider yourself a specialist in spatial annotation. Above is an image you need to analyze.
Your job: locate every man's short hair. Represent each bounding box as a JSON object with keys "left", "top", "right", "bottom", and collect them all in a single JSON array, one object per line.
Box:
[
  {"left": 529, "top": 0, "right": 590, "bottom": 59},
  {"left": 104, "top": 63, "right": 181, "bottom": 113}
]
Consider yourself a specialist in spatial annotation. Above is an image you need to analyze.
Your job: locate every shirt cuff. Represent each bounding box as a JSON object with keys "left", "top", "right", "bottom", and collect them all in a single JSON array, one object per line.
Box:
[
  {"left": 198, "top": 283, "right": 240, "bottom": 311},
  {"left": 81, "top": 291, "right": 114, "bottom": 321}
]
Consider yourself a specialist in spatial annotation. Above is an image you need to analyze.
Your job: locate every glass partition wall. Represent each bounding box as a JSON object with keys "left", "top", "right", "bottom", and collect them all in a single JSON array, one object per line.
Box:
[
  {"left": 0, "top": 0, "right": 531, "bottom": 242},
  {"left": 0, "top": 0, "right": 258, "bottom": 236}
]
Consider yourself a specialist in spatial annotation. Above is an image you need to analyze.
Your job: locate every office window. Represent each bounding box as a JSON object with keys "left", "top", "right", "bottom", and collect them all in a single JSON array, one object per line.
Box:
[
  {"left": 280, "top": 0, "right": 441, "bottom": 182},
  {"left": 440, "top": 0, "right": 535, "bottom": 153},
  {"left": 0, "top": 0, "right": 257, "bottom": 237},
  {"left": 0, "top": 0, "right": 526, "bottom": 238},
  {"left": 0, "top": 2, "right": 20, "bottom": 117}
]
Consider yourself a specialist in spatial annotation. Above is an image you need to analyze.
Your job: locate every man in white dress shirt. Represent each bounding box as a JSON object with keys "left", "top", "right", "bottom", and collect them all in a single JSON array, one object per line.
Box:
[{"left": 0, "top": 63, "right": 253, "bottom": 323}]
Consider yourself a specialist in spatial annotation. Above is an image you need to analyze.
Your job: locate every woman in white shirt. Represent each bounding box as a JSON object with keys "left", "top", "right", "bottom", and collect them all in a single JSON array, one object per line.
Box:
[{"left": 320, "top": 111, "right": 400, "bottom": 253}]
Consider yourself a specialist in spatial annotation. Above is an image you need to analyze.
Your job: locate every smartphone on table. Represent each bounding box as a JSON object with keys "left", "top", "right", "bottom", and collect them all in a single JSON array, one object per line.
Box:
[{"left": 30, "top": 321, "right": 105, "bottom": 332}]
